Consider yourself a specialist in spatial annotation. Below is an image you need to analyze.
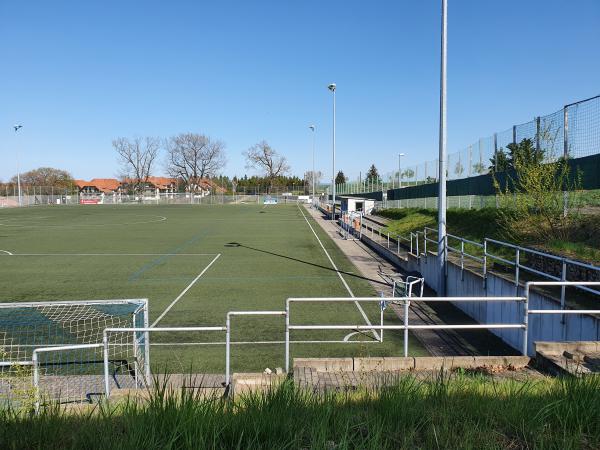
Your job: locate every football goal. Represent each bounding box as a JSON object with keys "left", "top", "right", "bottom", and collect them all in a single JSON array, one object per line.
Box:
[{"left": 0, "top": 299, "right": 148, "bottom": 407}]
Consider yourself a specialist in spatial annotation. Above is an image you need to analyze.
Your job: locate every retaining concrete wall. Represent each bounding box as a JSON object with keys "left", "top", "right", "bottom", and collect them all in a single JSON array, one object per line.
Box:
[{"left": 360, "top": 234, "right": 600, "bottom": 356}]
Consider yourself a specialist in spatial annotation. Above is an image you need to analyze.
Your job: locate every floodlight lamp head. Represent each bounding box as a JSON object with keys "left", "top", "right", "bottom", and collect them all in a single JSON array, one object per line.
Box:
[
  {"left": 13, "top": 124, "right": 23, "bottom": 132},
  {"left": 327, "top": 83, "right": 336, "bottom": 92},
  {"left": 399, "top": 153, "right": 405, "bottom": 156},
  {"left": 309, "top": 125, "right": 315, "bottom": 131}
]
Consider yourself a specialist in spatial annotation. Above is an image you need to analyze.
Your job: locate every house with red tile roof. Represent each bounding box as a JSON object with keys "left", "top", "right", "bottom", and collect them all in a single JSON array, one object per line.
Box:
[{"left": 74, "top": 178, "right": 121, "bottom": 194}]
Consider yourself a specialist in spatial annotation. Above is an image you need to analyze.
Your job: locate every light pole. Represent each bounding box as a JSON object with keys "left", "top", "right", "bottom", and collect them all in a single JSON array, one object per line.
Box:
[
  {"left": 328, "top": 83, "right": 336, "bottom": 221},
  {"left": 397, "top": 153, "right": 405, "bottom": 187},
  {"left": 14, "top": 124, "right": 23, "bottom": 206},
  {"left": 437, "top": 0, "right": 448, "bottom": 296},
  {"left": 309, "top": 125, "right": 316, "bottom": 206}
]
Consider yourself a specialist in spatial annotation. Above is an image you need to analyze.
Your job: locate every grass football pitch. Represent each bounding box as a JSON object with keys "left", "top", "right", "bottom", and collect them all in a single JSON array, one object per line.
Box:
[{"left": 0, "top": 203, "right": 427, "bottom": 373}]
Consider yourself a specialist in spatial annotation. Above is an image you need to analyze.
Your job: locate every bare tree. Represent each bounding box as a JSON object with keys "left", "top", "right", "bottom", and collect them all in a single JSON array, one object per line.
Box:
[
  {"left": 113, "top": 137, "right": 160, "bottom": 194},
  {"left": 165, "top": 133, "right": 226, "bottom": 192},
  {"left": 304, "top": 170, "right": 323, "bottom": 193},
  {"left": 243, "top": 141, "right": 290, "bottom": 192}
]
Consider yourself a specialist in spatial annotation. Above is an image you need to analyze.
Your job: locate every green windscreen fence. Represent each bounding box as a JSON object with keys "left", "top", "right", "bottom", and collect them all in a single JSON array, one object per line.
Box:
[{"left": 386, "top": 153, "right": 600, "bottom": 201}]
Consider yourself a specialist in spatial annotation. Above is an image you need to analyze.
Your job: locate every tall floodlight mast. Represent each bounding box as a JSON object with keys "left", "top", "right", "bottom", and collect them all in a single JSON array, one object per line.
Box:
[
  {"left": 14, "top": 124, "right": 23, "bottom": 206},
  {"left": 437, "top": 0, "right": 448, "bottom": 295},
  {"left": 328, "top": 83, "right": 336, "bottom": 221}
]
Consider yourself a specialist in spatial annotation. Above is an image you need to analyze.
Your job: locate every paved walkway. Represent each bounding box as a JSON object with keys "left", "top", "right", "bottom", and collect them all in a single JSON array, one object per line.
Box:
[{"left": 303, "top": 205, "right": 516, "bottom": 356}]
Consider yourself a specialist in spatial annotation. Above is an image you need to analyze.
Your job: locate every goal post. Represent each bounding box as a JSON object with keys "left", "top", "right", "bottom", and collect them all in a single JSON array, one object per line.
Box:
[{"left": 0, "top": 299, "right": 148, "bottom": 406}]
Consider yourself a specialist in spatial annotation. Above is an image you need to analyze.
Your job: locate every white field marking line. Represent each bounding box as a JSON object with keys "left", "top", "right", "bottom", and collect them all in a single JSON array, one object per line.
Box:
[
  {"left": 0, "top": 215, "right": 167, "bottom": 228},
  {"left": 7, "top": 253, "right": 218, "bottom": 256},
  {"left": 151, "top": 253, "right": 221, "bottom": 327},
  {"left": 297, "top": 204, "right": 380, "bottom": 341},
  {"left": 0, "top": 250, "right": 13, "bottom": 255}
]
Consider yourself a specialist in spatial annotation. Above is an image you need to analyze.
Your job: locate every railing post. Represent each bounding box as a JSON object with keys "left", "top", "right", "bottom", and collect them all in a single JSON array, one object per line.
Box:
[
  {"left": 225, "top": 314, "right": 231, "bottom": 386},
  {"left": 522, "top": 284, "right": 529, "bottom": 356},
  {"left": 483, "top": 239, "right": 488, "bottom": 289},
  {"left": 103, "top": 332, "right": 110, "bottom": 397},
  {"left": 32, "top": 351, "right": 40, "bottom": 413},
  {"left": 387, "top": 232, "right": 390, "bottom": 248},
  {"left": 460, "top": 239, "right": 465, "bottom": 280},
  {"left": 416, "top": 233, "right": 420, "bottom": 258},
  {"left": 397, "top": 235, "right": 400, "bottom": 254},
  {"left": 143, "top": 300, "right": 150, "bottom": 382},
  {"left": 515, "top": 248, "right": 520, "bottom": 289},
  {"left": 403, "top": 300, "right": 410, "bottom": 357},
  {"left": 285, "top": 302, "right": 290, "bottom": 373}
]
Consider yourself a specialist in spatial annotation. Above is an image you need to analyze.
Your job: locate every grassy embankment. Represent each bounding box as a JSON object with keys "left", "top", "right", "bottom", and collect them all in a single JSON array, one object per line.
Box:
[
  {"left": 1, "top": 373, "right": 599, "bottom": 449},
  {"left": 377, "top": 207, "right": 600, "bottom": 265}
]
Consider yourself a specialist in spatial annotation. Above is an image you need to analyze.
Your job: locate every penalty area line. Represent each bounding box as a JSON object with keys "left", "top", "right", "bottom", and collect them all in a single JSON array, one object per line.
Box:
[
  {"left": 151, "top": 253, "right": 221, "bottom": 327},
  {"left": 0, "top": 250, "right": 13, "bottom": 255},
  {"left": 296, "top": 204, "right": 380, "bottom": 342},
  {"left": 5, "top": 253, "right": 219, "bottom": 257}
]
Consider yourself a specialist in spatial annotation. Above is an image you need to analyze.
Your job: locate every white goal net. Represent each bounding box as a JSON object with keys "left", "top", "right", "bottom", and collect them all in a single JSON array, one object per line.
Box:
[{"left": 0, "top": 299, "right": 148, "bottom": 408}]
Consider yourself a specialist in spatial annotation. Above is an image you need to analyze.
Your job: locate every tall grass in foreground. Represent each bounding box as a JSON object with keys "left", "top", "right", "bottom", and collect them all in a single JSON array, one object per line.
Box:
[{"left": 1, "top": 373, "right": 599, "bottom": 449}]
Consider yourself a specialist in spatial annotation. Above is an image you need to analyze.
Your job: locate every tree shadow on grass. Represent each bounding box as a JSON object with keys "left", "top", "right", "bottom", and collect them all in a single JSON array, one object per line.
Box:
[{"left": 224, "top": 242, "right": 389, "bottom": 287}]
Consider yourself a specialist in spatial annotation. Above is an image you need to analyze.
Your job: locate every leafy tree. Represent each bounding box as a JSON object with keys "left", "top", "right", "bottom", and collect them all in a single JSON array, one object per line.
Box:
[
  {"left": 11, "top": 167, "right": 75, "bottom": 190},
  {"left": 401, "top": 168, "right": 414, "bottom": 179},
  {"left": 366, "top": 164, "right": 380, "bottom": 182},
  {"left": 472, "top": 162, "right": 486, "bottom": 175},
  {"left": 494, "top": 144, "right": 580, "bottom": 241},
  {"left": 335, "top": 170, "right": 346, "bottom": 185},
  {"left": 489, "top": 139, "right": 544, "bottom": 173},
  {"left": 454, "top": 161, "right": 464, "bottom": 176}
]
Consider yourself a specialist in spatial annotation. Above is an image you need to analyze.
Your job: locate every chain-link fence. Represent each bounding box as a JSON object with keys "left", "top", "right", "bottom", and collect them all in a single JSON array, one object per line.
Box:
[{"left": 340, "top": 94, "right": 600, "bottom": 208}]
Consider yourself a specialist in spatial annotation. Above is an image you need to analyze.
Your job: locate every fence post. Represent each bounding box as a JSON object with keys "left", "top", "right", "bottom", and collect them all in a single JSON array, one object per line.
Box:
[
  {"left": 535, "top": 116, "right": 541, "bottom": 152},
  {"left": 563, "top": 105, "right": 569, "bottom": 217},
  {"left": 560, "top": 260, "right": 567, "bottom": 331},
  {"left": 494, "top": 133, "right": 499, "bottom": 208},
  {"left": 512, "top": 125, "right": 517, "bottom": 145}
]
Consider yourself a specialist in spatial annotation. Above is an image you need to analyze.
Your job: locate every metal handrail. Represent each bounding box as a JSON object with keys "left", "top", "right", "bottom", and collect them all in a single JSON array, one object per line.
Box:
[
  {"left": 103, "top": 326, "right": 227, "bottom": 396},
  {"left": 32, "top": 343, "right": 105, "bottom": 412},
  {"left": 285, "top": 295, "right": 526, "bottom": 370}
]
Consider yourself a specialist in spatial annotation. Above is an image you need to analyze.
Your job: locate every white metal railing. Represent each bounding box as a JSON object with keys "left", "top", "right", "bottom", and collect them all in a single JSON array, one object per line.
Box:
[
  {"left": 522, "top": 281, "right": 600, "bottom": 355},
  {"left": 338, "top": 211, "right": 362, "bottom": 241},
  {"left": 225, "top": 311, "right": 287, "bottom": 385},
  {"left": 102, "top": 326, "right": 226, "bottom": 396},
  {"left": 18, "top": 282, "right": 600, "bottom": 409},
  {"left": 361, "top": 221, "right": 600, "bottom": 304},
  {"left": 31, "top": 343, "right": 105, "bottom": 412},
  {"left": 285, "top": 295, "right": 526, "bottom": 371}
]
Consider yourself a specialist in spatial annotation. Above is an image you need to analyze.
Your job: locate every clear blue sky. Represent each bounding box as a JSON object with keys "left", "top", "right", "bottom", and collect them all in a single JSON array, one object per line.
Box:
[{"left": 1, "top": 0, "right": 599, "bottom": 182}]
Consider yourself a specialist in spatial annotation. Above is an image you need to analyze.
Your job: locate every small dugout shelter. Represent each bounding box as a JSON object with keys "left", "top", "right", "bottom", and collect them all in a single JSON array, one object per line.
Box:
[{"left": 340, "top": 196, "right": 374, "bottom": 215}]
